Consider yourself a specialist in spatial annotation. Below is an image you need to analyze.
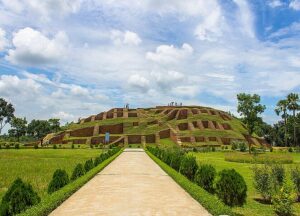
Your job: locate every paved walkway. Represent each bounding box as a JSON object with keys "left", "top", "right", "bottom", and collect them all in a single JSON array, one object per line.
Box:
[{"left": 50, "top": 149, "right": 211, "bottom": 216}]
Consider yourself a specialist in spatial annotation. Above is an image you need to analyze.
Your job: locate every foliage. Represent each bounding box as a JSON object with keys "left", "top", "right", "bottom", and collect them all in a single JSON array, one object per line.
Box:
[
  {"left": 271, "top": 164, "right": 285, "bottom": 190},
  {"left": 215, "top": 169, "right": 247, "bottom": 207},
  {"left": 287, "top": 93, "right": 299, "bottom": 147},
  {"left": 275, "top": 99, "right": 289, "bottom": 146},
  {"left": 237, "top": 93, "right": 266, "bottom": 153},
  {"left": 272, "top": 182, "right": 296, "bottom": 216},
  {"left": 71, "top": 164, "right": 85, "bottom": 181},
  {"left": 170, "top": 150, "right": 184, "bottom": 171},
  {"left": 84, "top": 159, "right": 94, "bottom": 172},
  {"left": 194, "top": 164, "right": 216, "bottom": 193},
  {"left": 8, "top": 117, "right": 27, "bottom": 141},
  {"left": 291, "top": 166, "right": 300, "bottom": 201},
  {"left": 0, "top": 178, "right": 40, "bottom": 216},
  {"left": 225, "top": 152, "right": 293, "bottom": 164},
  {"left": 146, "top": 151, "right": 233, "bottom": 216},
  {"left": 47, "top": 169, "right": 69, "bottom": 194},
  {"left": 252, "top": 165, "right": 274, "bottom": 202},
  {"left": 53, "top": 144, "right": 57, "bottom": 149},
  {"left": 0, "top": 98, "right": 15, "bottom": 135},
  {"left": 179, "top": 155, "right": 198, "bottom": 180}
]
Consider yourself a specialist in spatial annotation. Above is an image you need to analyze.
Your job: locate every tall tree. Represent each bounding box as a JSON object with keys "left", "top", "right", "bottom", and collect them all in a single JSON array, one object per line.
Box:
[
  {"left": 275, "top": 99, "right": 289, "bottom": 146},
  {"left": 0, "top": 98, "right": 15, "bottom": 134},
  {"left": 287, "top": 93, "right": 300, "bottom": 147},
  {"left": 8, "top": 117, "right": 27, "bottom": 141},
  {"left": 27, "top": 120, "right": 51, "bottom": 145},
  {"left": 48, "top": 118, "right": 60, "bottom": 133},
  {"left": 237, "top": 93, "right": 266, "bottom": 153}
]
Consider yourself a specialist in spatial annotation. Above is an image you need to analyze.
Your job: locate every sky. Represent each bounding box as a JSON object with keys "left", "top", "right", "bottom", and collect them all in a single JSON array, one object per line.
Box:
[{"left": 0, "top": 0, "right": 300, "bottom": 127}]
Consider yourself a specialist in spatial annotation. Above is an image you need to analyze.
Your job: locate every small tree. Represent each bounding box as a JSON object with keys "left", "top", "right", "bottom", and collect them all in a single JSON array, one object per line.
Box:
[
  {"left": 179, "top": 155, "right": 198, "bottom": 180},
  {"left": 291, "top": 166, "right": 300, "bottom": 201},
  {"left": 215, "top": 169, "right": 247, "bottom": 207},
  {"left": 8, "top": 117, "right": 27, "bottom": 142},
  {"left": 194, "top": 164, "right": 216, "bottom": 193},
  {"left": 237, "top": 93, "right": 266, "bottom": 153},
  {"left": 252, "top": 165, "right": 273, "bottom": 202},
  {"left": 273, "top": 181, "right": 296, "bottom": 216},
  {"left": 0, "top": 178, "right": 40, "bottom": 215},
  {"left": 84, "top": 159, "right": 94, "bottom": 172},
  {"left": 47, "top": 169, "right": 69, "bottom": 194},
  {"left": 71, "top": 163, "right": 85, "bottom": 181},
  {"left": 0, "top": 98, "right": 15, "bottom": 135}
]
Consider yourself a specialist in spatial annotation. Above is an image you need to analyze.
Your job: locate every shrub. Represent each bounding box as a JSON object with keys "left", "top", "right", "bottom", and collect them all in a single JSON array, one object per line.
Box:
[
  {"left": 225, "top": 152, "right": 293, "bottom": 164},
  {"left": 129, "top": 144, "right": 132, "bottom": 148},
  {"left": 53, "top": 144, "right": 57, "bottom": 149},
  {"left": 59, "top": 144, "right": 61, "bottom": 148},
  {"left": 215, "top": 169, "right": 247, "bottom": 207},
  {"left": 288, "top": 147, "right": 293, "bottom": 153},
  {"left": 194, "top": 164, "right": 216, "bottom": 193},
  {"left": 225, "top": 146, "right": 228, "bottom": 150},
  {"left": 34, "top": 144, "right": 38, "bottom": 149},
  {"left": 212, "top": 146, "right": 216, "bottom": 152},
  {"left": 0, "top": 144, "right": 2, "bottom": 149},
  {"left": 71, "top": 163, "right": 85, "bottom": 181},
  {"left": 271, "top": 164, "right": 285, "bottom": 190},
  {"left": 291, "top": 166, "right": 300, "bottom": 201},
  {"left": 170, "top": 151, "right": 184, "bottom": 171},
  {"left": 0, "top": 178, "right": 40, "bottom": 215},
  {"left": 71, "top": 144, "right": 74, "bottom": 149},
  {"left": 270, "top": 147, "right": 273, "bottom": 152},
  {"left": 231, "top": 140, "right": 239, "bottom": 150},
  {"left": 78, "top": 145, "right": 80, "bottom": 148},
  {"left": 252, "top": 165, "right": 273, "bottom": 202},
  {"left": 239, "top": 141, "right": 247, "bottom": 152},
  {"left": 84, "top": 159, "right": 94, "bottom": 172},
  {"left": 47, "top": 169, "right": 69, "bottom": 194},
  {"left": 179, "top": 155, "right": 198, "bottom": 180},
  {"left": 14, "top": 143, "right": 20, "bottom": 149},
  {"left": 273, "top": 182, "right": 296, "bottom": 216},
  {"left": 5, "top": 144, "right": 9, "bottom": 149}
]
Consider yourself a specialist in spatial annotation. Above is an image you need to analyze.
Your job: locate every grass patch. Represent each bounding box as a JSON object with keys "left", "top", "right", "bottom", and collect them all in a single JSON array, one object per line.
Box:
[
  {"left": 192, "top": 152, "right": 300, "bottom": 216},
  {"left": 224, "top": 152, "right": 293, "bottom": 164},
  {"left": 146, "top": 150, "right": 234, "bottom": 216},
  {"left": 0, "top": 149, "right": 101, "bottom": 200},
  {"left": 19, "top": 149, "right": 122, "bottom": 216}
]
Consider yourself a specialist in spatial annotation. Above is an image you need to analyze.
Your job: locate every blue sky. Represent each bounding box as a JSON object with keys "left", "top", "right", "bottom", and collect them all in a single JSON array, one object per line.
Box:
[{"left": 0, "top": 0, "right": 299, "bottom": 126}]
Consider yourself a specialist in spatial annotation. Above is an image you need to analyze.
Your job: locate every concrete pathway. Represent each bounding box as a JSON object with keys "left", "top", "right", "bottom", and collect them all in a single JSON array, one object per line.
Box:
[{"left": 50, "top": 148, "right": 211, "bottom": 216}]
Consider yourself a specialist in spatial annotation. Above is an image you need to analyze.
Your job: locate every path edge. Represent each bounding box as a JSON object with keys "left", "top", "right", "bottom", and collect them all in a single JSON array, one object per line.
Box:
[
  {"left": 145, "top": 150, "right": 235, "bottom": 216},
  {"left": 19, "top": 149, "right": 123, "bottom": 216}
]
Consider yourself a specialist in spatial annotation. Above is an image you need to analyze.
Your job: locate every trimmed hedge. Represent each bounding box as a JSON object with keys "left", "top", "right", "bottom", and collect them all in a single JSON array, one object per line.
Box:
[
  {"left": 71, "top": 164, "right": 85, "bottom": 181},
  {"left": 179, "top": 155, "right": 198, "bottom": 180},
  {"left": 146, "top": 150, "right": 234, "bottom": 216},
  {"left": 48, "top": 169, "right": 69, "bottom": 194},
  {"left": 0, "top": 178, "right": 40, "bottom": 216},
  {"left": 215, "top": 169, "right": 247, "bottom": 207},
  {"left": 194, "top": 164, "right": 216, "bottom": 193},
  {"left": 19, "top": 148, "right": 122, "bottom": 216}
]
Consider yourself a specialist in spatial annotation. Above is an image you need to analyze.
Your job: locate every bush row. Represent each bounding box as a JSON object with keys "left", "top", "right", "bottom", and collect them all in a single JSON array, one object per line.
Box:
[
  {"left": 147, "top": 146, "right": 247, "bottom": 207},
  {"left": 252, "top": 163, "right": 300, "bottom": 215},
  {"left": 0, "top": 147, "right": 121, "bottom": 216}
]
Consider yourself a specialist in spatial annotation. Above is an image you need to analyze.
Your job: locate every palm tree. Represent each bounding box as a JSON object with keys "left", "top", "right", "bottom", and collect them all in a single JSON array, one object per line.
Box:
[
  {"left": 287, "top": 93, "right": 300, "bottom": 147},
  {"left": 275, "top": 99, "right": 289, "bottom": 146}
]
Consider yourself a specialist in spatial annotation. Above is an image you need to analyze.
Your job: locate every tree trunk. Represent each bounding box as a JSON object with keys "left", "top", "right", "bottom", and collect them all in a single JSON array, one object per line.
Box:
[
  {"left": 293, "top": 110, "right": 297, "bottom": 147},
  {"left": 284, "top": 114, "right": 287, "bottom": 147}
]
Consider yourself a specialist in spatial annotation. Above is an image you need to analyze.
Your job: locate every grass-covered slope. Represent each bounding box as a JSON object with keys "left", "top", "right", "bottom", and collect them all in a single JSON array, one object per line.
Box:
[{"left": 46, "top": 106, "right": 266, "bottom": 147}]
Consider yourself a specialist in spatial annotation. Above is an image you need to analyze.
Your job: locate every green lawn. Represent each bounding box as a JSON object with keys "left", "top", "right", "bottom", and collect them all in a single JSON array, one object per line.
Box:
[
  {"left": 0, "top": 149, "right": 101, "bottom": 200},
  {"left": 192, "top": 152, "right": 300, "bottom": 216}
]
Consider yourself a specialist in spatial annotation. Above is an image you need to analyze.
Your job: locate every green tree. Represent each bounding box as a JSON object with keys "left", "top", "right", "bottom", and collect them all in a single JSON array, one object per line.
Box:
[
  {"left": 287, "top": 93, "right": 299, "bottom": 147},
  {"left": 0, "top": 98, "right": 15, "bottom": 134},
  {"left": 27, "top": 120, "right": 51, "bottom": 145},
  {"left": 8, "top": 117, "right": 27, "bottom": 141},
  {"left": 48, "top": 118, "right": 60, "bottom": 133},
  {"left": 237, "top": 93, "right": 266, "bottom": 153},
  {"left": 275, "top": 99, "right": 289, "bottom": 146}
]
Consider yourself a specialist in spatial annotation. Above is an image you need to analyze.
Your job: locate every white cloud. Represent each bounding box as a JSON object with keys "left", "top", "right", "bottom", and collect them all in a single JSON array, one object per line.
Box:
[
  {"left": 0, "top": 28, "right": 8, "bottom": 51},
  {"left": 146, "top": 43, "right": 193, "bottom": 64},
  {"left": 290, "top": 0, "right": 300, "bottom": 10},
  {"left": 127, "top": 74, "right": 150, "bottom": 92},
  {"left": 268, "top": 0, "right": 283, "bottom": 8},
  {"left": 70, "top": 85, "right": 89, "bottom": 96},
  {"left": 172, "top": 85, "right": 199, "bottom": 97},
  {"left": 1, "top": 0, "right": 82, "bottom": 19},
  {"left": 6, "top": 27, "right": 69, "bottom": 65},
  {"left": 110, "top": 30, "right": 141, "bottom": 46},
  {"left": 52, "top": 111, "right": 75, "bottom": 121}
]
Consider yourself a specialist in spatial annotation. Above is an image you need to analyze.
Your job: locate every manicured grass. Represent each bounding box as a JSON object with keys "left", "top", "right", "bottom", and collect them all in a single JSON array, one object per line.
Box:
[
  {"left": 225, "top": 152, "right": 293, "bottom": 164},
  {"left": 192, "top": 151, "right": 300, "bottom": 216},
  {"left": 0, "top": 149, "right": 101, "bottom": 200},
  {"left": 146, "top": 150, "right": 234, "bottom": 216},
  {"left": 19, "top": 149, "right": 122, "bottom": 216}
]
